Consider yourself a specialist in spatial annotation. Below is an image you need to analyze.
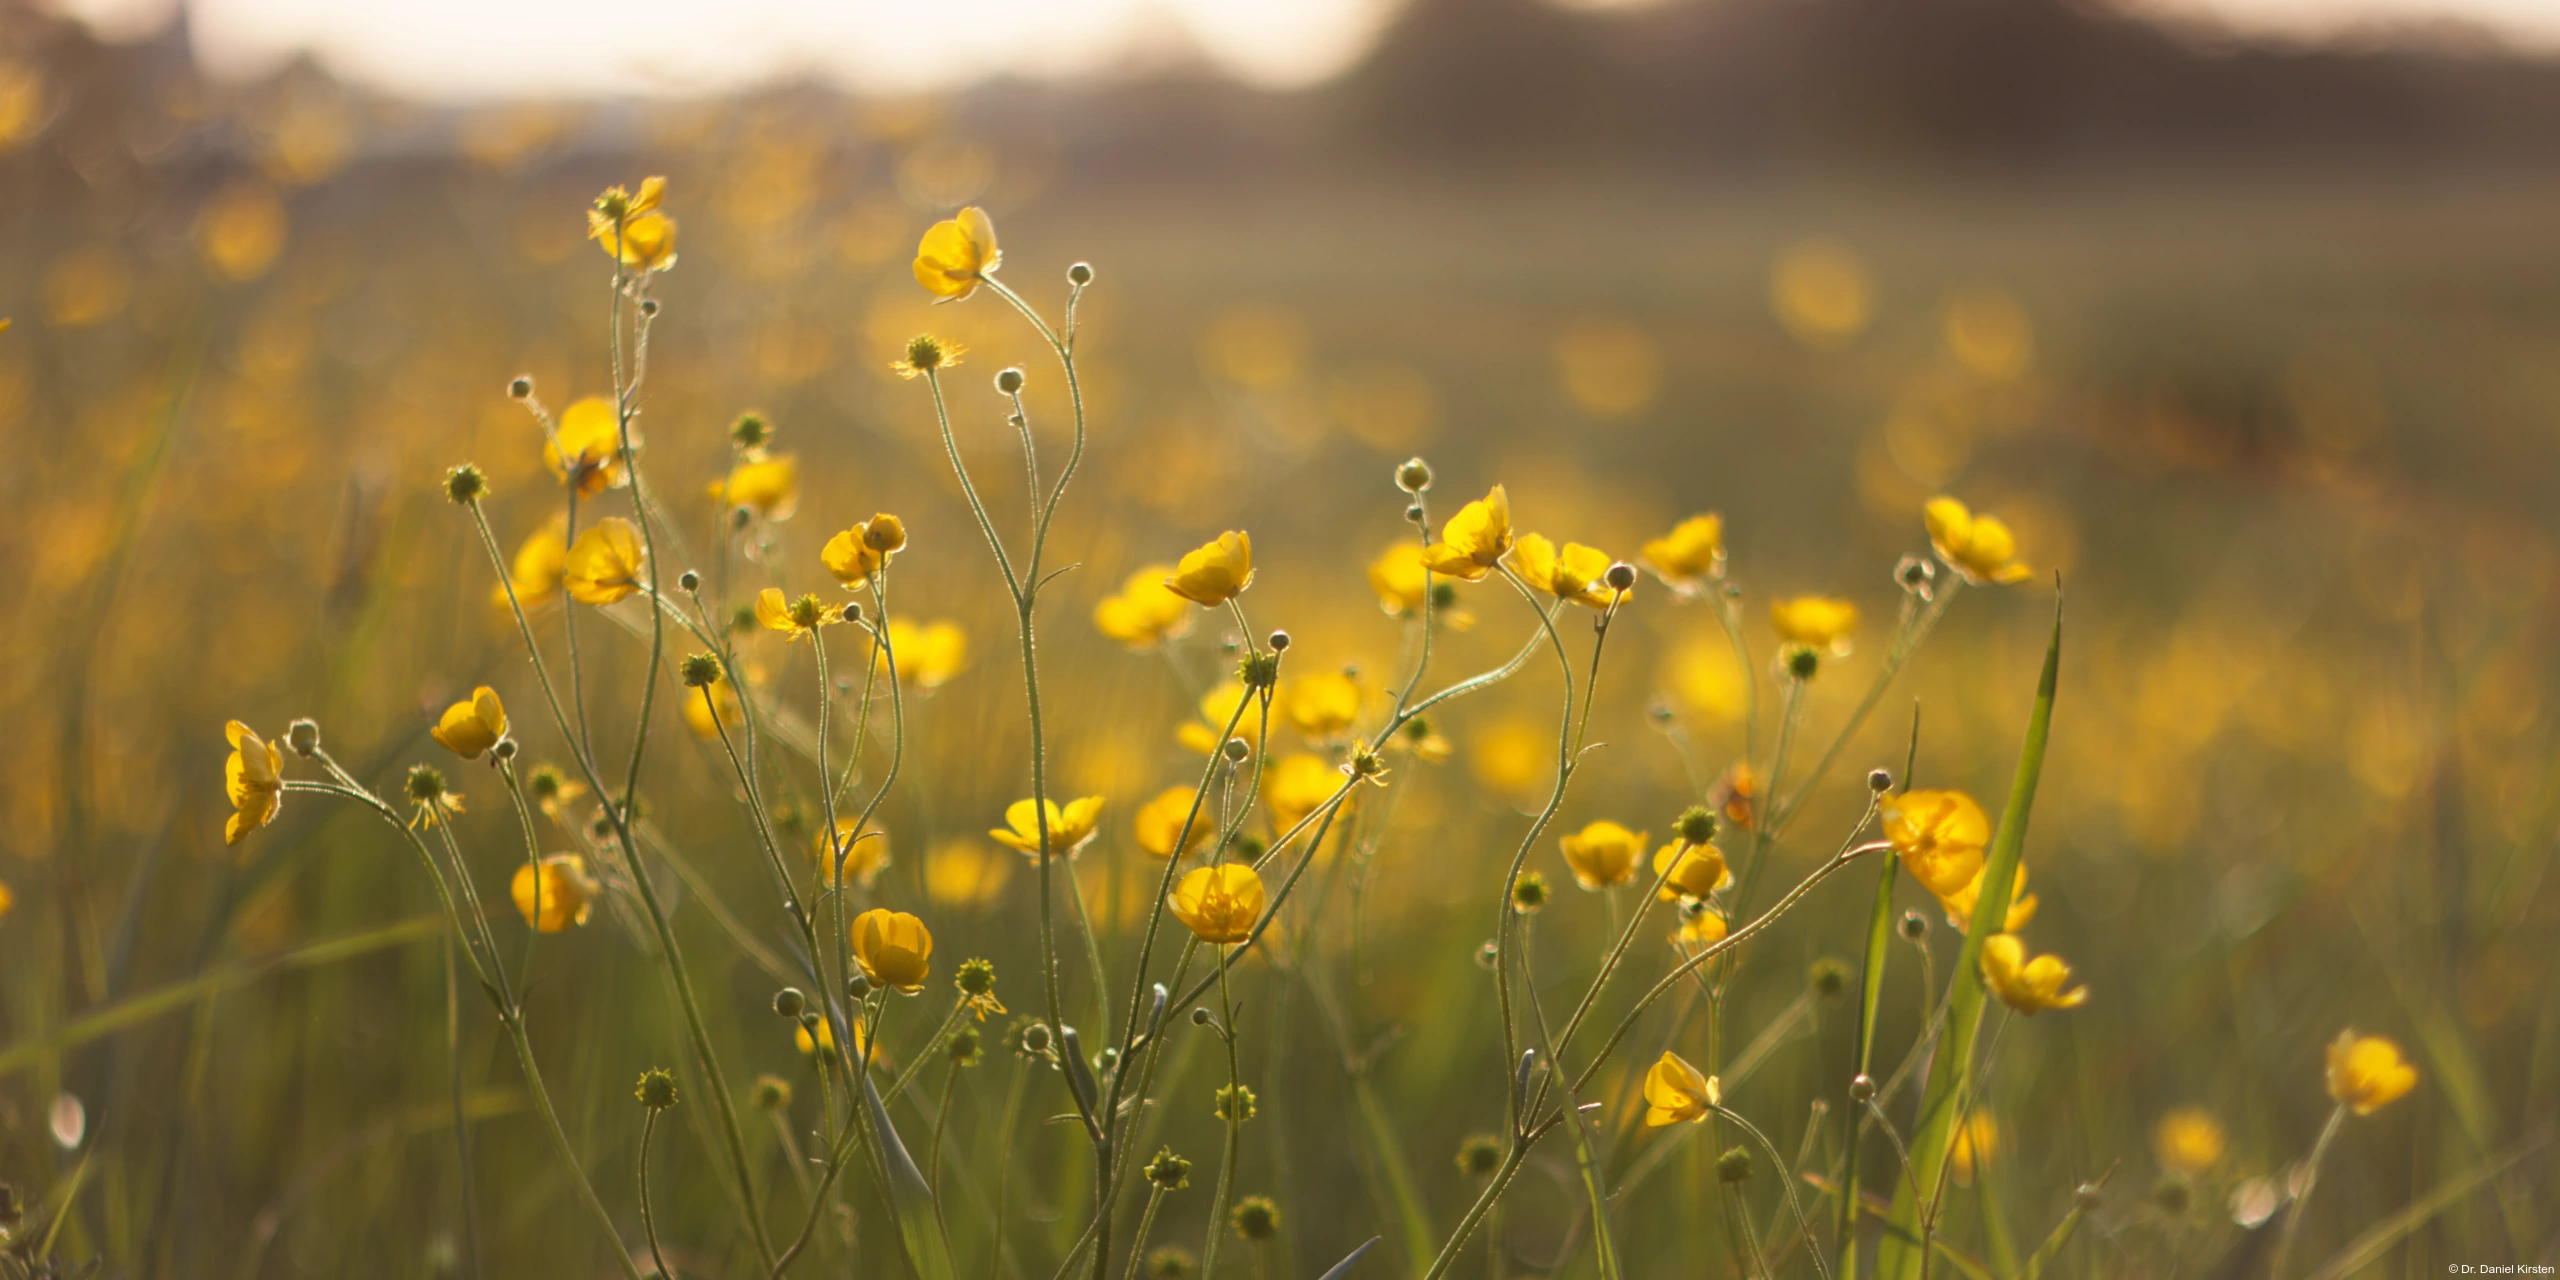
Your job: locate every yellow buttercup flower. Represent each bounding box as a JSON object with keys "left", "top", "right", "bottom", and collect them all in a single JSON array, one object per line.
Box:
[
  {"left": 1134, "top": 786, "right": 1210, "bottom": 860},
  {"left": 562, "top": 517, "right": 646, "bottom": 605},
  {"left": 1287, "top": 671, "right": 1362, "bottom": 740},
  {"left": 1420, "top": 485, "right": 1513, "bottom": 582},
  {"left": 1641, "top": 1051, "right": 1720, "bottom": 1126},
  {"left": 1093, "top": 565, "right": 1194, "bottom": 649},
  {"left": 1949, "top": 1114, "right": 2000, "bottom": 1185},
  {"left": 813, "top": 818, "right": 889, "bottom": 888},
  {"left": 2153, "top": 1108, "right": 2227, "bottom": 1175},
  {"left": 795, "top": 1013, "right": 839, "bottom": 1059},
  {"left": 1366, "top": 541, "right": 1474, "bottom": 628},
  {"left": 494, "top": 516, "right": 568, "bottom": 609},
  {"left": 1672, "top": 904, "right": 1729, "bottom": 947},
  {"left": 1558, "top": 820, "right": 1646, "bottom": 891},
  {"left": 1168, "top": 863, "right": 1265, "bottom": 945},
  {"left": 1641, "top": 514, "right": 1724, "bottom": 587},
  {"left": 588, "top": 176, "right": 676, "bottom": 272},
  {"left": 1712, "top": 762, "right": 1761, "bottom": 831},
  {"left": 989, "top": 796, "right": 1105, "bottom": 859},
  {"left": 1178, "top": 681, "right": 1270, "bottom": 755},
  {"left": 1881, "top": 789, "right": 1989, "bottom": 898},
  {"left": 1925, "top": 496, "right": 2032, "bottom": 586},
  {"left": 512, "top": 854, "right": 599, "bottom": 933},
  {"left": 1937, "top": 860, "right": 2037, "bottom": 934},
  {"left": 2325, "top": 1030, "right": 2417, "bottom": 1116},
  {"left": 822, "top": 515, "right": 905, "bottom": 589},
  {"left": 1263, "top": 753, "right": 1339, "bottom": 832},
  {"left": 913, "top": 206, "right": 1000, "bottom": 300},
  {"left": 1770, "top": 595, "right": 1858, "bottom": 654},
  {"left": 0, "top": 880, "right": 12, "bottom": 923},
  {"left": 755, "top": 588, "right": 842, "bottom": 641},
  {"left": 1164, "top": 532, "right": 1254, "bottom": 606},
  {"left": 430, "top": 686, "right": 508, "bottom": 759},
  {"left": 544, "top": 396, "right": 629, "bottom": 496},
  {"left": 851, "top": 908, "right": 934, "bottom": 993},
  {"left": 1979, "top": 934, "right": 2088, "bottom": 1015},
  {"left": 1652, "top": 840, "right": 1731, "bottom": 901},
  {"left": 1509, "top": 533, "right": 1623, "bottom": 608},
  {"left": 874, "top": 618, "right": 969, "bottom": 689},
  {"left": 223, "top": 720, "right": 284, "bottom": 846},
  {"left": 711, "top": 454, "right": 798, "bottom": 520}
]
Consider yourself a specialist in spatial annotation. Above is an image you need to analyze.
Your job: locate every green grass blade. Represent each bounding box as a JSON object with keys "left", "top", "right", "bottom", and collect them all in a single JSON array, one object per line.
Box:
[
  {"left": 2301, "top": 1140, "right": 2540, "bottom": 1280},
  {"left": 1352, "top": 1074, "right": 1437, "bottom": 1275},
  {"left": 864, "top": 1068, "right": 960, "bottom": 1280},
  {"left": 1839, "top": 853, "right": 1900, "bottom": 1274},
  {"left": 1877, "top": 593, "right": 2062, "bottom": 1280}
]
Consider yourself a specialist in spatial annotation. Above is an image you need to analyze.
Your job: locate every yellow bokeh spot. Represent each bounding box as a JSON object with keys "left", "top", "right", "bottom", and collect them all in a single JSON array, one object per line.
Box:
[
  {"left": 1469, "top": 716, "right": 1550, "bottom": 799},
  {"left": 1941, "top": 287, "right": 2034, "bottom": 382},
  {"left": 1771, "top": 239, "right": 1875, "bottom": 347},
  {"left": 1662, "top": 634, "right": 1747, "bottom": 724},
  {"left": 1330, "top": 363, "right": 1440, "bottom": 449},
  {"left": 0, "top": 61, "right": 49, "bottom": 152},
  {"left": 42, "top": 247, "right": 132, "bottom": 329},
  {"left": 1201, "top": 304, "right": 1308, "bottom": 390},
  {"left": 196, "top": 184, "right": 289, "bottom": 283},
  {"left": 1553, "top": 316, "right": 1660, "bottom": 419},
  {"left": 924, "top": 839, "right": 1013, "bottom": 908}
]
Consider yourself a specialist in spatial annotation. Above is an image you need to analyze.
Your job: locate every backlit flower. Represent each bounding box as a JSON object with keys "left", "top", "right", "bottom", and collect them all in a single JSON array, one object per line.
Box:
[
  {"left": 1949, "top": 1114, "right": 2000, "bottom": 1185},
  {"left": 1169, "top": 863, "right": 1265, "bottom": 945},
  {"left": 1420, "top": 486, "right": 1513, "bottom": 582},
  {"left": 1642, "top": 514, "right": 1724, "bottom": 587},
  {"left": 1263, "top": 753, "right": 1339, "bottom": 832},
  {"left": 2325, "top": 1030, "right": 2417, "bottom": 1115},
  {"left": 1559, "top": 820, "right": 1645, "bottom": 891},
  {"left": 1642, "top": 1051, "right": 1720, "bottom": 1126},
  {"left": 2153, "top": 1108, "right": 2227, "bottom": 1175},
  {"left": 755, "top": 588, "right": 841, "bottom": 642},
  {"left": 588, "top": 176, "right": 677, "bottom": 272},
  {"left": 1164, "top": 532, "right": 1254, "bottom": 606},
  {"left": 813, "top": 818, "right": 889, "bottom": 888},
  {"left": 852, "top": 908, "right": 934, "bottom": 993},
  {"left": 1937, "top": 860, "right": 2037, "bottom": 934},
  {"left": 1770, "top": 596, "right": 1858, "bottom": 654},
  {"left": 512, "top": 853, "right": 599, "bottom": 933},
  {"left": 562, "top": 517, "right": 646, "bottom": 605},
  {"left": 1134, "top": 787, "right": 1210, "bottom": 860},
  {"left": 1652, "top": 839, "right": 1732, "bottom": 901},
  {"left": 1509, "top": 533, "right": 1622, "bottom": 608},
  {"left": 543, "top": 396, "right": 629, "bottom": 496},
  {"left": 711, "top": 454, "right": 798, "bottom": 521},
  {"left": 874, "top": 618, "right": 969, "bottom": 689},
  {"left": 913, "top": 206, "right": 1000, "bottom": 300},
  {"left": 494, "top": 516, "right": 568, "bottom": 608},
  {"left": 1979, "top": 934, "right": 2088, "bottom": 1015},
  {"left": 1178, "top": 681, "right": 1270, "bottom": 755},
  {"left": 1368, "top": 541, "right": 1474, "bottom": 628},
  {"left": 989, "top": 796, "right": 1105, "bottom": 859},
  {"left": 1094, "top": 565, "right": 1194, "bottom": 649},
  {"left": 822, "top": 515, "right": 904, "bottom": 588},
  {"left": 431, "top": 686, "right": 508, "bottom": 759},
  {"left": 1925, "top": 496, "right": 2032, "bottom": 586},
  {"left": 1673, "top": 904, "right": 1729, "bottom": 947},
  {"left": 1881, "top": 789, "right": 1989, "bottom": 898},
  {"left": 224, "top": 720, "right": 284, "bottom": 845},
  {"left": 1287, "top": 671, "right": 1362, "bottom": 740}
]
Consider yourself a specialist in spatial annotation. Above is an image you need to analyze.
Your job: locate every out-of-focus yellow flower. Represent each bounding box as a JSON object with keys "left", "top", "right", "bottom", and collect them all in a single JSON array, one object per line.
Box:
[
  {"left": 1642, "top": 514, "right": 1724, "bottom": 588},
  {"left": 1980, "top": 934, "right": 2088, "bottom": 1015},
  {"left": 512, "top": 854, "right": 599, "bottom": 933},
  {"left": 1164, "top": 532, "right": 1254, "bottom": 606},
  {"left": 1771, "top": 239, "right": 1875, "bottom": 348},
  {"left": 1509, "top": 533, "right": 1623, "bottom": 609},
  {"left": 1559, "top": 821, "right": 1646, "bottom": 891},
  {"left": 924, "top": 839, "right": 1012, "bottom": 908},
  {"left": 1881, "top": 789, "right": 1988, "bottom": 898},
  {"left": 1470, "top": 717, "right": 1548, "bottom": 797},
  {"left": 1367, "top": 541, "right": 1474, "bottom": 628},
  {"left": 1388, "top": 716, "right": 1453, "bottom": 763},
  {"left": 711, "top": 454, "right": 799, "bottom": 521},
  {"left": 1949, "top": 1113, "right": 1999, "bottom": 1185},
  {"left": 195, "top": 183, "right": 288, "bottom": 282},
  {"left": 1673, "top": 904, "right": 1729, "bottom": 947},
  {"left": 563, "top": 518, "right": 646, "bottom": 604},
  {"left": 1421, "top": 486, "right": 1513, "bottom": 582},
  {"left": 224, "top": 721, "right": 284, "bottom": 846},
  {"left": 682, "top": 670, "right": 744, "bottom": 740},
  {"left": 1264, "top": 753, "right": 1340, "bottom": 832},
  {"left": 1287, "top": 671, "right": 1362, "bottom": 740},
  {"left": 2153, "top": 1108, "right": 2227, "bottom": 1175},
  {"left": 1770, "top": 596, "right": 1858, "bottom": 654},
  {"left": 1652, "top": 840, "right": 1732, "bottom": 902},
  {"left": 1169, "top": 863, "right": 1264, "bottom": 945},
  {"left": 990, "top": 796, "right": 1105, "bottom": 859},
  {"left": 494, "top": 516, "right": 568, "bottom": 608},
  {"left": 755, "top": 588, "right": 842, "bottom": 642},
  {"left": 913, "top": 206, "right": 1000, "bottom": 300},
  {"left": 1938, "top": 861, "right": 2037, "bottom": 934},
  {"left": 544, "top": 397, "right": 629, "bottom": 497},
  {"left": 874, "top": 618, "right": 969, "bottom": 689},
  {"left": 1179, "top": 681, "right": 1270, "bottom": 755},
  {"left": 1094, "top": 565, "right": 1194, "bottom": 649},
  {"left": 1134, "top": 786, "right": 1211, "bottom": 860},
  {"left": 1925, "top": 497, "right": 2032, "bottom": 586},
  {"left": 852, "top": 908, "right": 934, "bottom": 993},
  {"left": 430, "top": 687, "right": 508, "bottom": 759},
  {"left": 0, "top": 879, "right": 12, "bottom": 922},
  {"left": 1642, "top": 1051, "right": 1720, "bottom": 1126},
  {"left": 813, "top": 818, "right": 889, "bottom": 888},
  {"left": 2325, "top": 1030, "right": 2417, "bottom": 1115},
  {"left": 823, "top": 515, "right": 905, "bottom": 589},
  {"left": 588, "top": 176, "right": 677, "bottom": 272},
  {"left": 1712, "top": 762, "right": 1760, "bottom": 831},
  {"left": 795, "top": 1013, "right": 839, "bottom": 1059}
]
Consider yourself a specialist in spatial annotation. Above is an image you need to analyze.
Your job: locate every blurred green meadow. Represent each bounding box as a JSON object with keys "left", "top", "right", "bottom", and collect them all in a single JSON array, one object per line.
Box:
[{"left": 3, "top": 4, "right": 2560, "bottom": 1277}]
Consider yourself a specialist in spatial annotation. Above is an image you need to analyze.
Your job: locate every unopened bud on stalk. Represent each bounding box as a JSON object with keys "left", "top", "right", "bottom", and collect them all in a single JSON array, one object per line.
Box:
[
  {"left": 286, "top": 719, "right": 321, "bottom": 757},
  {"left": 508, "top": 375, "right": 533, "bottom": 399},
  {"left": 773, "top": 988, "right": 805, "bottom": 1019},
  {"left": 996, "top": 367, "right": 1025, "bottom": 394},
  {"left": 639, "top": 298, "right": 659, "bottom": 318},
  {"left": 1396, "top": 457, "right": 1433, "bottom": 493},
  {"left": 635, "top": 1068, "right": 679, "bottom": 1111},
  {"left": 728, "top": 412, "right": 771, "bottom": 449},
  {"left": 1406, "top": 504, "right": 1426, "bottom": 523},
  {"left": 1267, "top": 630, "right": 1290, "bottom": 653},
  {"left": 1675, "top": 806, "right": 1718, "bottom": 846},
  {"left": 444, "top": 464, "right": 488, "bottom": 504},
  {"left": 1191, "top": 1007, "right": 1213, "bottom": 1027},
  {"left": 1869, "top": 768, "right": 1894, "bottom": 792},
  {"left": 679, "top": 569, "right": 701, "bottom": 592},
  {"left": 1849, "top": 1073, "right": 1877, "bottom": 1102},
  {"left": 1022, "top": 1023, "right": 1052, "bottom": 1054},
  {"left": 1900, "top": 911, "right": 1929, "bottom": 941},
  {"left": 493, "top": 738, "right": 517, "bottom": 762},
  {"left": 1223, "top": 737, "right": 1250, "bottom": 764},
  {"left": 1605, "top": 562, "right": 1638, "bottom": 592},
  {"left": 1068, "top": 262, "right": 1094, "bottom": 286},
  {"left": 681, "top": 653, "right": 723, "bottom": 689},
  {"left": 1717, "top": 1146, "right": 1752, "bottom": 1183},
  {"left": 847, "top": 973, "right": 872, "bottom": 1001}
]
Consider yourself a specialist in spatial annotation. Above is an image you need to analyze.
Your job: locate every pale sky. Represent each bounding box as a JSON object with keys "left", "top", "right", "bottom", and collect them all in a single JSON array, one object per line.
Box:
[{"left": 40, "top": 0, "right": 2560, "bottom": 99}]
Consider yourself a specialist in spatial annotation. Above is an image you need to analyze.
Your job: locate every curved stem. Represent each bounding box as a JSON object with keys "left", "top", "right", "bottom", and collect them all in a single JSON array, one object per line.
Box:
[{"left": 639, "top": 1109, "right": 674, "bottom": 1280}]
